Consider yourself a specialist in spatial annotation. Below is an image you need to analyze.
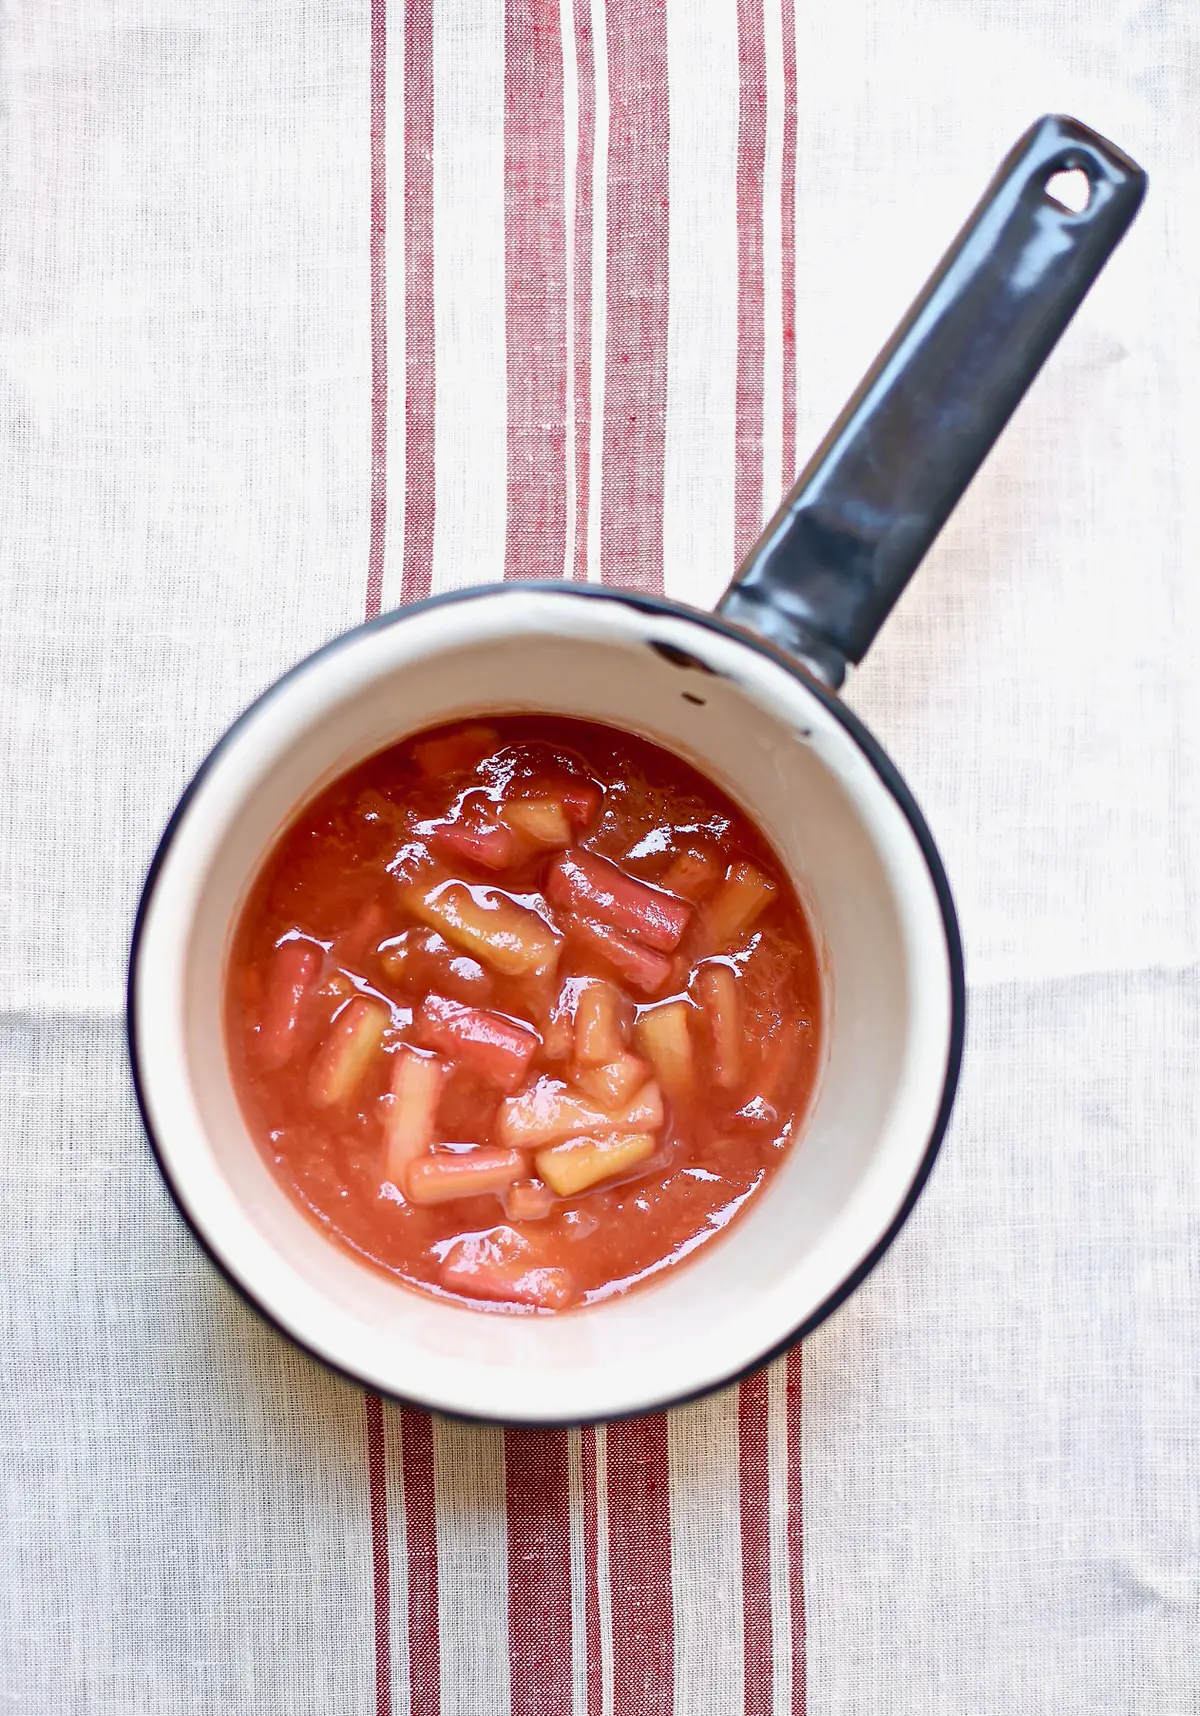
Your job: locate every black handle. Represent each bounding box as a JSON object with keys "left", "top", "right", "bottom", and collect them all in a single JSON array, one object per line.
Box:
[{"left": 718, "top": 115, "right": 1147, "bottom": 687}]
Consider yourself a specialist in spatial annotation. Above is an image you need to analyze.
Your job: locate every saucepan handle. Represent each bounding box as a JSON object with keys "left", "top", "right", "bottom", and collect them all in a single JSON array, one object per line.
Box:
[{"left": 718, "top": 115, "right": 1147, "bottom": 688}]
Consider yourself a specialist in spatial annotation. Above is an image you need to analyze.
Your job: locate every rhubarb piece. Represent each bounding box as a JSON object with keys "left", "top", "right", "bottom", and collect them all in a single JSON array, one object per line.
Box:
[
  {"left": 705, "top": 860, "right": 777, "bottom": 947},
  {"left": 403, "top": 880, "right": 559, "bottom": 977},
  {"left": 540, "top": 1002, "right": 574, "bottom": 1061},
  {"left": 634, "top": 1000, "right": 695, "bottom": 1100},
  {"left": 573, "top": 980, "right": 628, "bottom": 1065},
  {"left": 380, "top": 930, "right": 493, "bottom": 1002},
  {"left": 660, "top": 846, "right": 722, "bottom": 900},
  {"left": 431, "top": 816, "right": 520, "bottom": 871},
  {"left": 501, "top": 796, "right": 574, "bottom": 848},
  {"left": 572, "top": 1052, "right": 650, "bottom": 1110},
  {"left": 308, "top": 996, "right": 389, "bottom": 1107},
  {"left": 505, "top": 1178, "right": 557, "bottom": 1222},
  {"left": 498, "top": 1076, "right": 663, "bottom": 1150},
  {"left": 437, "top": 1228, "right": 576, "bottom": 1309},
  {"left": 559, "top": 781, "right": 602, "bottom": 830},
  {"left": 258, "top": 939, "right": 321, "bottom": 1070},
  {"left": 559, "top": 913, "right": 674, "bottom": 994},
  {"left": 415, "top": 994, "right": 539, "bottom": 1092},
  {"left": 535, "top": 1131, "right": 656, "bottom": 1198},
  {"left": 405, "top": 1147, "right": 525, "bottom": 1205},
  {"left": 547, "top": 849, "right": 693, "bottom": 951},
  {"left": 382, "top": 1047, "right": 445, "bottom": 1183},
  {"left": 693, "top": 962, "right": 741, "bottom": 1088},
  {"left": 336, "top": 899, "right": 389, "bottom": 961}
]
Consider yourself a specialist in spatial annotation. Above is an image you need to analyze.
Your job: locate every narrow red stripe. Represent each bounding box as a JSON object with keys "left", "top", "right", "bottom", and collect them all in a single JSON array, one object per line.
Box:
[
  {"left": 781, "top": 14, "right": 804, "bottom": 1696},
  {"left": 780, "top": 0, "right": 798, "bottom": 487},
  {"left": 505, "top": 1430, "right": 574, "bottom": 1716},
  {"left": 363, "top": 10, "right": 392, "bottom": 1711},
  {"left": 364, "top": 1394, "right": 392, "bottom": 1716},
  {"left": 572, "top": 0, "right": 596, "bottom": 581},
  {"left": 734, "top": 0, "right": 768, "bottom": 562},
  {"left": 401, "top": 1405, "right": 441, "bottom": 1716},
  {"left": 402, "top": 0, "right": 436, "bottom": 604},
  {"left": 606, "top": 1415, "right": 674, "bottom": 1715},
  {"left": 735, "top": 18, "right": 782, "bottom": 1694},
  {"left": 365, "top": 0, "right": 388, "bottom": 620},
  {"left": 503, "top": 0, "right": 568, "bottom": 582},
  {"left": 738, "top": 1370, "right": 773, "bottom": 1716},
  {"left": 786, "top": 1346, "right": 806, "bottom": 1716},
  {"left": 599, "top": 0, "right": 670, "bottom": 592},
  {"left": 581, "top": 1425, "right": 603, "bottom": 1716}
]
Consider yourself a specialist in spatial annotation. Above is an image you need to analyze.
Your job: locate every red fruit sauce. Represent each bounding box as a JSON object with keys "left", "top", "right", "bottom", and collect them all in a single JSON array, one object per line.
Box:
[{"left": 225, "top": 716, "right": 822, "bottom": 1312}]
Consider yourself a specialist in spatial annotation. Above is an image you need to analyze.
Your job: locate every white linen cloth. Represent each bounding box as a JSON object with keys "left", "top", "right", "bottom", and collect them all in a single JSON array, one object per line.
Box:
[{"left": 2, "top": 1, "right": 1198, "bottom": 1711}]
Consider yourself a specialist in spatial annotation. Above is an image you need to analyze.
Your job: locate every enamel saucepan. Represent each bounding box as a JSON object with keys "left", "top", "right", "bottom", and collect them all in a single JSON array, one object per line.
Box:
[{"left": 129, "top": 116, "right": 1145, "bottom": 1423}]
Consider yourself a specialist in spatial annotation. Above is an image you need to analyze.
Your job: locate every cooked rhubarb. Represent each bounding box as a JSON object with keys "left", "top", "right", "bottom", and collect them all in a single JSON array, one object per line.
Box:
[
  {"left": 547, "top": 848, "right": 693, "bottom": 951},
  {"left": 227, "top": 713, "right": 821, "bottom": 1313}
]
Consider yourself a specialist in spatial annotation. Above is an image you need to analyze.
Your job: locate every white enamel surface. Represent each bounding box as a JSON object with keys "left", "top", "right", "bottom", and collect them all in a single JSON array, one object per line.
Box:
[{"left": 132, "top": 589, "right": 956, "bottom": 1423}]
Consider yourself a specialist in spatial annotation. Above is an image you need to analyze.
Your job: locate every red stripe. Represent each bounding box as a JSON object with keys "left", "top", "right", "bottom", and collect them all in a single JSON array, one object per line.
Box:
[
  {"left": 780, "top": 0, "right": 798, "bottom": 486},
  {"left": 365, "top": 0, "right": 388, "bottom": 620},
  {"left": 735, "top": 14, "right": 774, "bottom": 1699},
  {"left": 365, "top": 1394, "right": 393, "bottom": 1716},
  {"left": 363, "top": 10, "right": 392, "bottom": 1713},
  {"left": 581, "top": 1425, "right": 603, "bottom": 1716},
  {"left": 402, "top": 0, "right": 436, "bottom": 604},
  {"left": 599, "top": 0, "right": 670, "bottom": 592},
  {"left": 598, "top": 13, "right": 674, "bottom": 1700},
  {"left": 734, "top": 0, "right": 768, "bottom": 562},
  {"left": 572, "top": 0, "right": 596, "bottom": 581},
  {"left": 739, "top": 1369, "right": 773, "bottom": 1716},
  {"left": 505, "top": 1430, "right": 574, "bottom": 1716},
  {"left": 503, "top": 0, "right": 569, "bottom": 582},
  {"left": 501, "top": 3, "right": 573, "bottom": 1696},
  {"left": 401, "top": 1405, "right": 441, "bottom": 1716},
  {"left": 606, "top": 1415, "right": 674, "bottom": 1715},
  {"left": 787, "top": 1346, "right": 806, "bottom": 1716},
  {"left": 781, "top": 10, "right": 804, "bottom": 1699}
]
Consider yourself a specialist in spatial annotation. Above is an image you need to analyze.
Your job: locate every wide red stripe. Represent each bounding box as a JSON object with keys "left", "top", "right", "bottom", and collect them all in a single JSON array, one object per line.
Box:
[
  {"left": 572, "top": 0, "right": 596, "bottom": 582},
  {"left": 599, "top": 10, "right": 674, "bottom": 1699},
  {"left": 734, "top": 0, "right": 768, "bottom": 562},
  {"left": 739, "top": 1369, "right": 773, "bottom": 1716},
  {"left": 401, "top": 1405, "right": 441, "bottom": 1716},
  {"left": 599, "top": 0, "right": 670, "bottom": 592},
  {"left": 364, "top": 1394, "right": 393, "bottom": 1716},
  {"left": 780, "top": 0, "right": 798, "bottom": 489},
  {"left": 402, "top": 0, "right": 436, "bottom": 604},
  {"left": 503, "top": 0, "right": 568, "bottom": 582},
  {"left": 607, "top": 1414, "right": 674, "bottom": 1715},
  {"left": 500, "top": 0, "right": 574, "bottom": 1696},
  {"left": 787, "top": 1346, "right": 806, "bottom": 1716},
  {"left": 581, "top": 1424, "right": 603, "bottom": 1716},
  {"left": 505, "top": 1429, "right": 575, "bottom": 1716}
]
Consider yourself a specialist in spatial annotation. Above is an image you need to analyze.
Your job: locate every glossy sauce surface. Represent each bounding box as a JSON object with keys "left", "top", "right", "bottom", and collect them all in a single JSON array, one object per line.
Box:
[{"left": 225, "top": 716, "right": 823, "bottom": 1311}]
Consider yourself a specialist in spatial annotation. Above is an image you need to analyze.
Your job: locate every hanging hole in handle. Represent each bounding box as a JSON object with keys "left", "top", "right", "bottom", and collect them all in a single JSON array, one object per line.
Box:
[{"left": 1044, "top": 165, "right": 1092, "bottom": 214}]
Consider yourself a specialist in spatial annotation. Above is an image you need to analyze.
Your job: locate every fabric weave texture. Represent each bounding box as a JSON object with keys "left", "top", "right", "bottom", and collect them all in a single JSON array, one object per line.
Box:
[{"left": 1, "top": 2, "right": 1198, "bottom": 1712}]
